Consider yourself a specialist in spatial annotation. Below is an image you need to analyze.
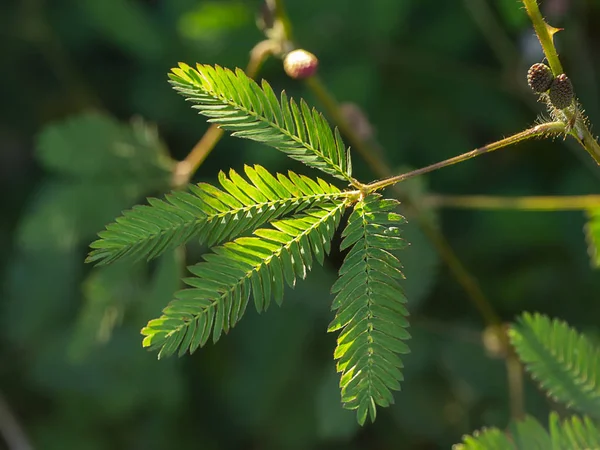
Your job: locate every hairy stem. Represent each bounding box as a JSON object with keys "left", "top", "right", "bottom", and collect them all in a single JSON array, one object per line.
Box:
[
  {"left": 426, "top": 194, "right": 600, "bottom": 211},
  {"left": 173, "top": 41, "right": 274, "bottom": 186},
  {"left": 521, "top": 0, "right": 563, "bottom": 75},
  {"left": 365, "top": 121, "right": 566, "bottom": 192},
  {"left": 521, "top": 0, "right": 600, "bottom": 165}
]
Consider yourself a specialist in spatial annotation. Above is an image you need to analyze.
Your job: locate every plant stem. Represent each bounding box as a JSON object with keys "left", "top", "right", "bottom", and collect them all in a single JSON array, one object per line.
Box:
[
  {"left": 173, "top": 42, "right": 273, "bottom": 186},
  {"left": 521, "top": 0, "right": 563, "bottom": 75},
  {"left": 426, "top": 194, "right": 600, "bottom": 211},
  {"left": 521, "top": 0, "right": 600, "bottom": 165},
  {"left": 365, "top": 122, "right": 566, "bottom": 192},
  {"left": 506, "top": 353, "right": 525, "bottom": 420}
]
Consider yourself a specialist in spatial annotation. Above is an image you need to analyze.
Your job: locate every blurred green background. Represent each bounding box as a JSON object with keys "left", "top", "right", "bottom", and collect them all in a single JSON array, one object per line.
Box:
[{"left": 1, "top": 0, "right": 599, "bottom": 448}]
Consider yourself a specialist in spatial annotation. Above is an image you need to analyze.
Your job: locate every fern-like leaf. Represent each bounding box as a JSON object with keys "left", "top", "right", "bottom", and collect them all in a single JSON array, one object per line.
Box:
[
  {"left": 509, "top": 313, "right": 600, "bottom": 419},
  {"left": 87, "top": 165, "right": 344, "bottom": 265},
  {"left": 454, "top": 413, "right": 600, "bottom": 449},
  {"left": 169, "top": 63, "right": 353, "bottom": 181},
  {"left": 141, "top": 201, "right": 346, "bottom": 359},
  {"left": 328, "top": 194, "right": 410, "bottom": 425},
  {"left": 584, "top": 208, "right": 600, "bottom": 268}
]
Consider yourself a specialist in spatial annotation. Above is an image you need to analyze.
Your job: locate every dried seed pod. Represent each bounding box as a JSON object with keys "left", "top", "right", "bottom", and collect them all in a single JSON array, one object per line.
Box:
[
  {"left": 283, "top": 49, "right": 319, "bottom": 79},
  {"left": 527, "top": 63, "right": 554, "bottom": 93},
  {"left": 549, "top": 74, "right": 574, "bottom": 109}
]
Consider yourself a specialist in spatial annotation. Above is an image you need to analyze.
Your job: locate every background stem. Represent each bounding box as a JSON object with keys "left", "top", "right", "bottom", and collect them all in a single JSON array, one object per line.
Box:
[{"left": 427, "top": 194, "right": 600, "bottom": 211}]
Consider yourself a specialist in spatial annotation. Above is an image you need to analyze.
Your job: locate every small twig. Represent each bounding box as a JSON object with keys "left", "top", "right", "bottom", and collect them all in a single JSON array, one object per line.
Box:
[
  {"left": 364, "top": 122, "right": 566, "bottom": 192},
  {"left": 506, "top": 351, "right": 525, "bottom": 420},
  {"left": 426, "top": 194, "right": 600, "bottom": 211}
]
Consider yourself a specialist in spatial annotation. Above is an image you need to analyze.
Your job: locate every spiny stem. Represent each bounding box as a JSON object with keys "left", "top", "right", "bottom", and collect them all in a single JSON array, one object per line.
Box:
[
  {"left": 521, "top": 0, "right": 563, "bottom": 75},
  {"left": 365, "top": 121, "right": 566, "bottom": 192},
  {"left": 521, "top": 0, "right": 600, "bottom": 165},
  {"left": 426, "top": 194, "right": 600, "bottom": 211},
  {"left": 172, "top": 41, "right": 274, "bottom": 187}
]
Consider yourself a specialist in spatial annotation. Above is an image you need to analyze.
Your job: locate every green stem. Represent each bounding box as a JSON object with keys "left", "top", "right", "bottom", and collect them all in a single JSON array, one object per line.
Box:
[
  {"left": 426, "top": 194, "right": 600, "bottom": 211},
  {"left": 521, "top": 0, "right": 600, "bottom": 165},
  {"left": 365, "top": 122, "right": 566, "bottom": 193},
  {"left": 521, "top": 0, "right": 563, "bottom": 75}
]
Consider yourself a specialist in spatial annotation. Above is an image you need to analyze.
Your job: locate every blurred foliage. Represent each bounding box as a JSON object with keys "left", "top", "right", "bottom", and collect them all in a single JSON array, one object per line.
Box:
[{"left": 0, "top": 0, "right": 599, "bottom": 449}]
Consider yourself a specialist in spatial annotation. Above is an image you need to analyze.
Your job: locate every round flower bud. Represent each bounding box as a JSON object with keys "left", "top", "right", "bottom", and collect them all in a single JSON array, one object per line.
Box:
[
  {"left": 283, "top": 49, "right": 319, "bottom": 79},
  {"left": 527, "top": 63, "right": 554, "bottom": 93},
  {"left": 549, "top": 74, "right": 574, "bottom": 109}
]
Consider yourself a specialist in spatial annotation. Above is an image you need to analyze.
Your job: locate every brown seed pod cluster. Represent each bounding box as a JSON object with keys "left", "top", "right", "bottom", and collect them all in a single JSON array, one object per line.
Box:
[
  {"left": 549, "top": 74, "right": 574, "bottom": 110},
  {"left": 527, "top": 63, "right": 574, "bottom": 110},
  {"left": 527, "top": 63, "right": 554, "bottom": 93},
  {"left": 283, "top": 49, "right": 319, "bottom": 79}
]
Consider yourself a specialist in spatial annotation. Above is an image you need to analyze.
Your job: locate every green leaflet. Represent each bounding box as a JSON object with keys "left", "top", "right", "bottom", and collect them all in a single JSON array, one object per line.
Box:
[
  {"left": 169, "top": 63, "right": 353, "bottom": 181},
  {"left": 509, "top": 313, "right": 600, "bottom": 418},
  {"left": 454, "top": 413, "right": 600, "bottom": 449},
  {"left": 141, "top": 201, "right": 346, "bottom": 359},
  {"left": 329, "top": 194, "right": 409, "bottom": 425},
  {"left": 87, "top": 165, "right": 343, "bottom": 265},
  {"left": 584, "top": 208, "right": 600, "bottom": 268}
]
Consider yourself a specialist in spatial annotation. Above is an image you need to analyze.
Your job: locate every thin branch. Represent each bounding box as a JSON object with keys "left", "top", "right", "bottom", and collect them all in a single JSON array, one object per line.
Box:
[
  {"left": 506, "top": 353, "right": 525, "bottom": 420},
  {"left": 426, "top": 194, "right": 600, "bottom": 211},
  {"left": 521, "top": 0, "right": 563, "bottom": 75},
  {"left": 364, "top": 122, "right": 566, "bottom": 192}
]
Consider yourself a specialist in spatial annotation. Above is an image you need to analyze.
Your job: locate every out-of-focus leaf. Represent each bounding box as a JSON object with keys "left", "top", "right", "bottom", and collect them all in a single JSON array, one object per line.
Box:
[
  {"left": 69, "top": 262, "right": 145, "bottom": 360},
  {"left": 178, "top": 1, "right": 251, "bottom": 42},
  {"left": 29, "top": 329, "right": 183, "bottom": 418},
  {"left": 18, "top": 181, "right": 151, "bottom": 252},
  {"left": 315, "top": 368, "right": 359, "bottom": 441},
  {"left": 37, "top": 113, "right": 173, "bottom": 179},
  {"left": 497, "top": 0, "right": 529, "bottom": 30},
  {"left": 2, "top": 249, "right": 80, "bottom": 346}
]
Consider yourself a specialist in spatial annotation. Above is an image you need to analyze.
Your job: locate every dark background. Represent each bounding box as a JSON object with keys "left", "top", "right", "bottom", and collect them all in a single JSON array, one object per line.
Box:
[{"left": 1, "top": 0, "right": 599, "bottom": 448}]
